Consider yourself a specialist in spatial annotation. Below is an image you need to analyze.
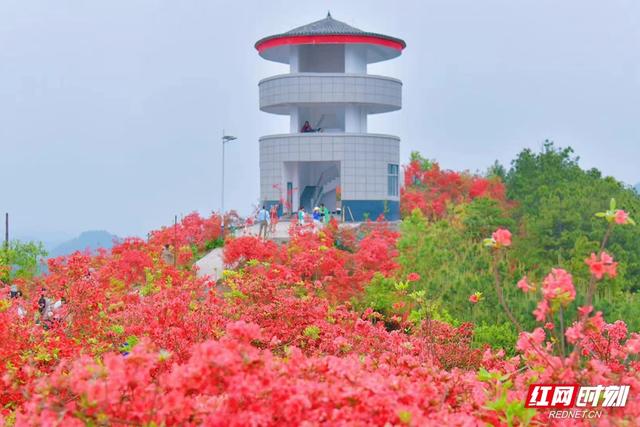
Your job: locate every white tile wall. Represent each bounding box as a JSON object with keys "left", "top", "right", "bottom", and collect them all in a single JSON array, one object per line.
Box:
[
  {"left": 259, "top": 134, "right": 400, "bottom": 201},
  {"left": 259, "top": 73, "right": 402, "bottom": 114}
]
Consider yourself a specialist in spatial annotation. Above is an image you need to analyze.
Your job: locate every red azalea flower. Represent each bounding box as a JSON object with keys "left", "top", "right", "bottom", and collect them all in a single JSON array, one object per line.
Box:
[
  {"left": 585, "top": 252, "right": 617, "bottom": 280},
  {"left": 407, "top": 272, "right": 421, "bottom": 282}
]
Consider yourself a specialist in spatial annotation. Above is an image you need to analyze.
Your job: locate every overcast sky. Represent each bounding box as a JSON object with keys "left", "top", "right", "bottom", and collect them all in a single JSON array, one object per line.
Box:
[{"left": 1, "top": 0, "right": 638, "bottom": 243}]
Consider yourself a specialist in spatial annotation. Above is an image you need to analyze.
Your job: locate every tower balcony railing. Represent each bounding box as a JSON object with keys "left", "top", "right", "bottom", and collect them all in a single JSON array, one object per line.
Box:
[
  {"left": 259, "top": 132, "right": 400, "bottom": 155},
  {"left": 259, "top": 73, "right": 402, "bottom": 114}
]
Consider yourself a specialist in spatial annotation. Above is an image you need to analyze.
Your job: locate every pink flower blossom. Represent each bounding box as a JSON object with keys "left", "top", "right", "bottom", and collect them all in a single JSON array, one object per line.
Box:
[
  {"left": 492, "top": 228, "right": 512, "bottom": 248},
  {"left": 625, "top": 334, "right": 640, "bottom": 354},
  {"left": 517, "top": 276, "right": 535, "bottom": 293},
  {"left": 225, "top": 320, "right": 263, "bottom": 342},
  {"left": 541, "top": 268, "right": 576, "bottom": 306},
  {"left": 585, "top": 253, "right": 605, "bottom": 279},
  {"left": 565, "top": 323, "right": 584, "bottom": 344},
  {"left": 544, "top": 322, "right": 554, "bottom": 330},
  {"left": 577, "top": 305, "right": 593, "bottom": 319},
  {"left": 516, "top": 328, "right": 545, "bottom": 352},
  {"left": 469, "top": 294, "right": 479, "bottom": 304},
  {"left": 614, "top": 209, "right": 630, "bottom": 224},
  {"left": 585, "top": 252, "right": 618, "bottom": 280},
  {"left": 590, "top": 311, "right": 606, "bottom": 332},
  {"left": 392, "top": 301, "right": 406, "bottom": 310},
  {"left": 600, "top": 251, "right": 613, "bottom": 264},
  {"left": 533, "top": 299, "right": 549, "bottom": 322}
]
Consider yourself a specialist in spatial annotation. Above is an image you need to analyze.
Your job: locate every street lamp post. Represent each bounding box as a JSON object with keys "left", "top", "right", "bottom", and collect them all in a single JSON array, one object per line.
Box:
[{"left": 221, "top": 131, "right": 237, "bottom": 229}]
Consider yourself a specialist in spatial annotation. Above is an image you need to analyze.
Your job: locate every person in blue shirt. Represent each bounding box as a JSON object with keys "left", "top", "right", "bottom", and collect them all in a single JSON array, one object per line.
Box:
[
  {"left": 257, "top": 206, "right": 270, "bottom": 239},
  {"left": 312, "top": 207, "right": 321, "bottom": 221}
]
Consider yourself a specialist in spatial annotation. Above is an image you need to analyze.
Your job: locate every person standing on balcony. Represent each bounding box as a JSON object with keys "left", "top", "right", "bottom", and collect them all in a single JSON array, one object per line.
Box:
[{"left": 301, "top": 121, "right": 313, "bottom": 133}]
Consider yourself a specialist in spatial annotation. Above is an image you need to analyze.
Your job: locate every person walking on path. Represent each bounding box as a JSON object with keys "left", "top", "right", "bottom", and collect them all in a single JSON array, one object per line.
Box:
[
  {"left": 244, "top": 216, "right": 254, "bottom": 236},
  {"left": 38, "top": 288, "right": 48, "bottom": 316},
  {"left": 161, "top": 244, "right": 175, "bottom": 265},
  {"left": 257, "top": 206, "right": 270, "bottom": 239},
  {"left": 9, "top": 283, "right": 20, "bottom": 298},
  {"left": 269, "top": 205, "right": 279, "bottom": 234},
  {"left": 320, "top": 203, "right": 331, "bottom": 225}
]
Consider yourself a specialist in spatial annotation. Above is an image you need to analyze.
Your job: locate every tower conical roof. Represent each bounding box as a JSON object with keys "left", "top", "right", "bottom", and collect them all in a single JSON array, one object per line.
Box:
[
  {"left": 255, "top": 13, "right": 406, "bottom": 53},
  {"left": 283, "top": 12, "right": 364, "bottom": 37}
]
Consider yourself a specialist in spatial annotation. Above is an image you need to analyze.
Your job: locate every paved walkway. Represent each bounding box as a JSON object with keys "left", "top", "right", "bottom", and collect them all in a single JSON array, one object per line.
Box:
[
  {"left": 195, "top": 247, "right": 224, "bottom": 280},
  {"left": 242, "top": 221, "right": 294, "bottom": 243},
  {"left": 195, "top": 220, "right": 397, "bottom": 281},
  {"left": 194, "top": 222, "right": 292, "bottom": 280}
]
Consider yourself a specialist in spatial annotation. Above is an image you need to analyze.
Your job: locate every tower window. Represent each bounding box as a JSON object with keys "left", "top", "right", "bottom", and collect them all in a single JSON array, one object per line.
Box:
[{"left": 388, "top": 164, "right": 399, "bottom": 196}]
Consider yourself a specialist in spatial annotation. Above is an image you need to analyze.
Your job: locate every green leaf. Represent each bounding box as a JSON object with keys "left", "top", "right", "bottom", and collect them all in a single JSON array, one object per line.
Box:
[
  {"left": 397, "top": 410, "right": 412, "bottom": 425},
  {"left": 303, "top": 325, "right": 320, "bottom": 340},
  {"left": 477, "top": 368, "right": 493, "bottom": 382},
  {"left": 110, "top": 325, "right": 125, "bottom": 335},
  {"left": 483, "top": 238, "right": 496, "bottom": 247}
]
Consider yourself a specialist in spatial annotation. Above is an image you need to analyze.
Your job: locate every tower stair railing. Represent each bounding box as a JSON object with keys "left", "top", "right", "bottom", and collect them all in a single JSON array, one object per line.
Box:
[{"left": 311, "top": 164, "right": 340, "bottom": 208}]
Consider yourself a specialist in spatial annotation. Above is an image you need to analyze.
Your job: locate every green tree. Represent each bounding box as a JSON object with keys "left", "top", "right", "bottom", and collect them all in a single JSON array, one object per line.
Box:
[
  {"left": 0, "top": 240, "right": 47, "bottom": 282},
  {"left": 486, "top": 160, "right": 507, "bottom": 181},
  {"left": 461, "top": 197, "right": 515, "bottom": 241},
  {"left": 506, "top": 142, "right": 640, "bottom": 293},
  {"left": 505, "top": 142, "right": 640, "bottom": 330},
  {"left": 396, "top": 209, "right": 525, "bottom": 337},
  {"left": 409, "top": 151, "right": 432, "bottom": 171}
]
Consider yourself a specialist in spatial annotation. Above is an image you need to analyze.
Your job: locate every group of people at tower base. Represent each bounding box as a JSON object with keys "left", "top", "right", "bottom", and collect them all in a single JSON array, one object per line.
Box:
[{"left": 255, "top": 203, "right": 331, "bottom": 239}]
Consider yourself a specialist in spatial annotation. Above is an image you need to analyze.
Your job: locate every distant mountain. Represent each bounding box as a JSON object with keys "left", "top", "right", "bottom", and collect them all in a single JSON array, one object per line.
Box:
[
  {"left": 635, "top": 183, "right": 640, "bottom": 193},
  {"left": 48, "top": 230, "right": 119, "bottom": 258}
]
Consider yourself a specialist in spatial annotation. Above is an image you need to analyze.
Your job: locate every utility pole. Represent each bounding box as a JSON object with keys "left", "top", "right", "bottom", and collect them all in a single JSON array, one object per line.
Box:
[
  {"left": 221, "top": 129, "right": 225, "bottom": 221},
  {"left": 4, "top": 213, "right": 7, "bottom": 251},
  {"left": 3, "top": 213, "right": 8, "bottom": 271},
  {"left": 221, "top": 130, "right": 237, "bottom": 230}
]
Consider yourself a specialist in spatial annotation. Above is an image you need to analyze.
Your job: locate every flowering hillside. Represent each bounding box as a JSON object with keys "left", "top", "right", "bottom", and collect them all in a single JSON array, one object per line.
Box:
[
  {"left": 2, "top": 145, "right": 640, "bottom": 426},
  {"left": 401, "top": 152, "right": 510, "bottom": 220}
]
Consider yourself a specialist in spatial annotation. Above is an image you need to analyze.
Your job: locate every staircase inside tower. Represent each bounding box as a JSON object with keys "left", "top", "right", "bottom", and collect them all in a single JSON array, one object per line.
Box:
[
  {"left": 299, "top": 186, "right": 317, "bottom": 213},
  {"left": 306, "top": 164, "right": 340, "bottom": 212},
  {"left": 284, "top": 161, "right": 340, "bottom": 213}
]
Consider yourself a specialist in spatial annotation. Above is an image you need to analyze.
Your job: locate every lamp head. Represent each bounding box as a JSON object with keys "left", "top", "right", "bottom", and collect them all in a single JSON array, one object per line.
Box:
[{"left": 222, "top": 135, "right": 237, "bottom": 143}]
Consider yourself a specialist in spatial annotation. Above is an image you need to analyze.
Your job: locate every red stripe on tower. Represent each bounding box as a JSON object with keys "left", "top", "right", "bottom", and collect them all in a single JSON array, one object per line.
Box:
[{"left": 256, "top": 35, "right": 404, "bottom": 53}]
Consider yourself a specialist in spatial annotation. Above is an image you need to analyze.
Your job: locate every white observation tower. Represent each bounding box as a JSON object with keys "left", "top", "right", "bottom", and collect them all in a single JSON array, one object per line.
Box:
[{"left": 255, "top": 13, "right": 405, "bottom": 220}]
